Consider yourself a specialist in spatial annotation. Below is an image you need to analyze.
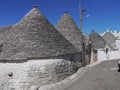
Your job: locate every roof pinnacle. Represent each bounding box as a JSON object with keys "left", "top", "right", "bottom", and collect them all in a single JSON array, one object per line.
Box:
[
  {"left": 64, "top": 12, "right": 69, "bottom": 14},
  {"left": 33, "top": 5, "right": 37, "bottom": 8}
]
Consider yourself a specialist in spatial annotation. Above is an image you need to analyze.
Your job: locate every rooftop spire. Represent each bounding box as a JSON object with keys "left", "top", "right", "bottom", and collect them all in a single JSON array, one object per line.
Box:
[
  {"left": 33, "top": 5, "right": 37, "bottom": 8},
  {"left": 64, "top": 11, "right": 69, "bottom": 13}
]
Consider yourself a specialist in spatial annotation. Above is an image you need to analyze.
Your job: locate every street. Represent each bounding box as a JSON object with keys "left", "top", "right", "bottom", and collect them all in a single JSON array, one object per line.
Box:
[{"left": 65, "top": 59, "right": 120, "bottom": 90}]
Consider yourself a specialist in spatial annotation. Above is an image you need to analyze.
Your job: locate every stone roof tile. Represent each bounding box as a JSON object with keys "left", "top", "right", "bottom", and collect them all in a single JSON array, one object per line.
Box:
[
  {"left": 103, "top": 32, "right": 116, "bottom": 48},
  {"left": 0, "top": 7, "right": 79, "bottom": 60},
  {"left": 89, "top": 30, "right": 106, "bottom": 49},
  {"left": 56, "top": 12, "right": 83, "bottom": 50}
]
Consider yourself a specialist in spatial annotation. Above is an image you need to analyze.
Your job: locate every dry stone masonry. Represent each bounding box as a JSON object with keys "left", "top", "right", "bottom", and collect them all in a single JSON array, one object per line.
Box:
[
  {"left": 0, "top": 59, "right": 81, "bottom": 90},
  {"left": 56, "top": 12, "right": 83, "bottom": 50},
  {"left": 0, "top": 6, "right": 82, "bottom": 90}
]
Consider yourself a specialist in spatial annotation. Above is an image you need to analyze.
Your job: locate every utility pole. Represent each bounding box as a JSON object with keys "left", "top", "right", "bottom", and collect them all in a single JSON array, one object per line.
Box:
[{"left": 79, "top": 2, "right": 86, "bottom": 67}]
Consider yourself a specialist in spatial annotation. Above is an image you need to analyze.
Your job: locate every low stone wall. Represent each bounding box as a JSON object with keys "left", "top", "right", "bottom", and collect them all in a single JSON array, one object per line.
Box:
[{"left": 0, "top": 59, "right": 81, "bottom": 90}]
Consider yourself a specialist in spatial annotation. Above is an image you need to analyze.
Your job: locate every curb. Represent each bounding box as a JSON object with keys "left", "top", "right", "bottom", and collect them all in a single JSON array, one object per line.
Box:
[{"left": 39, "top": 61, "right": 102, "bottom": 90}]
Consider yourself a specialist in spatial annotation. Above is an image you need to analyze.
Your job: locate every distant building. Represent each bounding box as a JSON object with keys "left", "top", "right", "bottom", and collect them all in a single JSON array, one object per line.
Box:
[
  {"left": 88, "top": 30, "right": 117, "bottom": 62},
  {"left": 91, "top": 29, "right": 120, "bottom": 61},
  {"left": 103, "top": 32, "right": 116, "bottom": 49},
  {"left": 89, "top": 30, "right": 106, "bottom": 49},
  {"left": 89, "top": 30, "right": 106, "bottom": 63},
  {"left": 101, "top": 29, "right": 120, "bottom": 39}
]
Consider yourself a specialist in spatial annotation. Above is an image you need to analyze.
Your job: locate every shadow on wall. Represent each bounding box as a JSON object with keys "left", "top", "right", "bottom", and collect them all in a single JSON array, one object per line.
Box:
[
  {"left": 0, "top": 44, "right": 3, "bottom": 53},
  {"left": 0, "top": 52, "right": 82, "bottom": 63}
]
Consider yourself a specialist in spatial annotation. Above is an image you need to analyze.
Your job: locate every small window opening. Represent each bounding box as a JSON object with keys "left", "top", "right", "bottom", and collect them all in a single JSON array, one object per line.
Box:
[{"left": 8, "top": 72, "right": 13, "bottom": 77}]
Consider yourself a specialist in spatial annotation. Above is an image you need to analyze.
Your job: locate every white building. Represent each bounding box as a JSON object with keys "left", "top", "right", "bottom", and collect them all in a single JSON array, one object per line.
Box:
[{"left": 97, "top": 29, "right": 120, "bottom": 61}]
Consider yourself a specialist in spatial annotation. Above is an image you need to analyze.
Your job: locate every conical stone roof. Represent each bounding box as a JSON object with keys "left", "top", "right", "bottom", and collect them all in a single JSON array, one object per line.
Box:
[
  {"left": 103, "top": 32, "right": 116, "bottom": 48},
  {"left": 0, "top": 6, "right": 79, "bottom": 60},
  {"left": 55, "top": 12, "right": 83, "bottom": 50},
  {"left": 0, "top": 25, "right": 13, "bottom": 44},
  {"left": 89, "top": 30, "right": 106, "bottom": 49}
]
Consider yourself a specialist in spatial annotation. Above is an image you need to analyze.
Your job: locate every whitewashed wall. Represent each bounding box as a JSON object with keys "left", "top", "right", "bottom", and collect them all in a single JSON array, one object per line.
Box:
[
  {"left": 116, "top": 39, "right": 120, "bottom": 49},
  {"left": 97, "top": 50, "right": 120, "bottom": 61},
  {"left": 0, "top": 59, "right": 81, "bottom": 90},
  {"left": 97, "top": 50, "right": 107, "bottom": 61},
  {"left": 97, "top": 39, "right": 120, "bottom": 61}
]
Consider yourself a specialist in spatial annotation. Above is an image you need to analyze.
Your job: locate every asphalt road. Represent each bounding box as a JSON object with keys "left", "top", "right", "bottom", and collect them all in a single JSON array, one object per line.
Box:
[{"left": 65, "top": 59, "right": 120, "bottom": 90}]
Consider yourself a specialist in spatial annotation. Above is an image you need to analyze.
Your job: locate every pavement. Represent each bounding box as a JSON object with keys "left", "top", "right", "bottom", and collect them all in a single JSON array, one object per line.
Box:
[{"left": 39, "top": 59, "right": 120, "bottom": 90}]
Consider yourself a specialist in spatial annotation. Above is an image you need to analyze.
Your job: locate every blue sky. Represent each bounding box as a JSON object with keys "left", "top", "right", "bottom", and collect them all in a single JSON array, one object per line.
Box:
[{"left": 0, "top": 0, "right": 120, "bottom": 34}]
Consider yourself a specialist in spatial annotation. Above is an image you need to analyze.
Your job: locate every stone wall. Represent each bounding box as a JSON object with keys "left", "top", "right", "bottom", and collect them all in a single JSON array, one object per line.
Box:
[
  {"left": 90, "top": 49, "right": 97, "bottom": 63},
  {"left": 0, "top": 58, "right": 81, "bottom": 90}
]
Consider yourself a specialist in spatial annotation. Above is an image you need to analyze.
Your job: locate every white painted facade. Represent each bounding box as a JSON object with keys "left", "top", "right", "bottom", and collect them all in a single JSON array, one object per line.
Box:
[
  {"left": 0, "top": 59, "right": 81, "bottom": 90},
  {"left": 97, "top": 49, "right": 120, "bottom": 61},
  {"left": 97, "top": 30, "right": 120, "bottom": 61}
]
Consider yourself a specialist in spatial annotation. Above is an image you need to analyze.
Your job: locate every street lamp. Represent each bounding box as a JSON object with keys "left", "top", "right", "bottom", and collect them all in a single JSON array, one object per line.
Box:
[{"left": 79, "top": 2, "right": 86, "bottom": 67}]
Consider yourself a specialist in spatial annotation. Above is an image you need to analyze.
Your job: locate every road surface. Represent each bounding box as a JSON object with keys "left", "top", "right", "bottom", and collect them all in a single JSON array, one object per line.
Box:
[{"left": 65, "top": 59, "right": 120, "bottom": 90}]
